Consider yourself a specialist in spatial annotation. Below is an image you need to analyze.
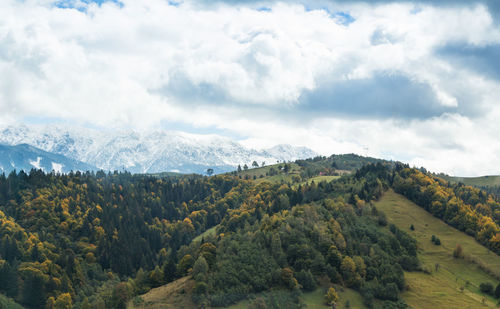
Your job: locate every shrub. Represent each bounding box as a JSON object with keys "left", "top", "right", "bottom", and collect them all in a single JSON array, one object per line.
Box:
[
  {"left": 480, "top": 282, "right": 494, "bottom": 295},
  {"left": 378, "top": 212, "right": 388, "bottom": 226},
  {"left": 453, "top": 244, "right": 463, "bottom": 258},
  {"left": 431, "top": 235, "right": 441, "bottom": 245}
]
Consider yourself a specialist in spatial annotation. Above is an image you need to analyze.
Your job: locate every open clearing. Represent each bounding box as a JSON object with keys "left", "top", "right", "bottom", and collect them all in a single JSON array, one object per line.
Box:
[
  {"left": 375, "top": 190, "right": 500, "bottom": 308},
  {"left": 127, "top": 276, "right": 197, "bottom": 309},
  {"left": 226, "top": 286, "right": 365, "bottom": 309}
]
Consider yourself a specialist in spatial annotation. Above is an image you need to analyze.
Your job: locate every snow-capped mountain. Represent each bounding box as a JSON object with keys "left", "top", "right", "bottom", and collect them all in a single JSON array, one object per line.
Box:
[
  {"left": 0, "top": 125, "right": 317, "bottom": 174},
  {"left": 0, "top": 143, "right": 97, "bottom": 174}
]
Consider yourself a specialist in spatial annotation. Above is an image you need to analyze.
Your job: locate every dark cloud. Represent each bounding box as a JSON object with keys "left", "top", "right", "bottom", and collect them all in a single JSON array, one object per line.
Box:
[
  {"left": 296, "top": 74, "right": 454, "bottom": 120},
  {"left": 153, "top": 70, "right": 483, "bottom": 122},
  {"left": 156, "top": 72, "right": 458, "bottom": 121},
  {"left": 436, "top": 43, "right": 500, "bottom": 80}
]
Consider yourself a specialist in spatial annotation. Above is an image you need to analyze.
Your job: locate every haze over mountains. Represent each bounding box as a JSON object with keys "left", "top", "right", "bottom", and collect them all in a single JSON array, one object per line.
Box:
[{"left": 0, "top": 125, "right": 317, "bottom": 174}]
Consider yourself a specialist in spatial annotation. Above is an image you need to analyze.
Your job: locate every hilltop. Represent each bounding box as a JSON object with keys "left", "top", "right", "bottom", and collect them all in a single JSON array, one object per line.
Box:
[{"left": 129, "top": 157, "right": 500, "bottom": 309}]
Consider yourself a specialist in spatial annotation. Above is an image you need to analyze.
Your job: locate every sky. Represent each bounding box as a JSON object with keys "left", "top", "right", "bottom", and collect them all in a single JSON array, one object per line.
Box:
[{"left": 1, "top": 0, "right": 500, "bottom": 176}]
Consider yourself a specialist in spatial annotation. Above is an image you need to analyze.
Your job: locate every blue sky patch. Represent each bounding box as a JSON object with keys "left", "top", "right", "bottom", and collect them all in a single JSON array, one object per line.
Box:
[
  {"left": 168, "top": 0, "right": 182, "bottom": 7},
  {"left": 331, "top": 11, "right": 355, "bottom": 25},
  {"left": 257, "top": 7, "right": 272, "bottom": 12},
  {"left": 54, "top": 0, "right": 123, "bottom": 11}
]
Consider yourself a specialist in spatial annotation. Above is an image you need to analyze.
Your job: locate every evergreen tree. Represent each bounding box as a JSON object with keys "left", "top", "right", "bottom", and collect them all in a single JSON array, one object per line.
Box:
[
  {"left": 21, "top": 269, "right": 46, "bottom": 309},
  {"left": 0, "top": 261, "right": 18, "bottom": 298}
]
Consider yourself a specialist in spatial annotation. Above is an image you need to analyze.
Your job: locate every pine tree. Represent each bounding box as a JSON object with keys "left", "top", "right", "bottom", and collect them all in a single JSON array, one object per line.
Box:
[{"left": 0, "top": 261, "right": 18, "bottom": 298}]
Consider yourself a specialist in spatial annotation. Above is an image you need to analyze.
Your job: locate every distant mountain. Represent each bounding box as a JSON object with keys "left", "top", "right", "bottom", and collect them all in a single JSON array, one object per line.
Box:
[
  {"left": 0, "top": 125, "right": 317, "bottom": 174},
  {"left": 0, "top": 143, "right": 97, "bottom": 174}
]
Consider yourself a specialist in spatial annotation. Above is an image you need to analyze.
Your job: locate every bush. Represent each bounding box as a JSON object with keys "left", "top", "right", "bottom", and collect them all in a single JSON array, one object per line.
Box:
[
  {"left": 378, "top": 212, "right": 388, "bottom": 226},
  {"left": 480, "top": 282, "right": 494, "bottom": 295},
  {"left": 431, "top": 235, "right": 441, "bottom": 245},
  {"left": 453, "top": 244, "right": 463, "bottom": 258}
]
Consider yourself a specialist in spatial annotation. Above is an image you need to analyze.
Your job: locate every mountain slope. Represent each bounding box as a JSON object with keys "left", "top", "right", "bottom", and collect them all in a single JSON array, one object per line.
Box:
[
  {"left": 376, "top": 190, "right": 500, "bottom": 308},
  {"left": 0, "top": 125, "right": 317, "bottom": 174},
  {"left": 0, "top": 143, "right": 97, "bottom": 174}
]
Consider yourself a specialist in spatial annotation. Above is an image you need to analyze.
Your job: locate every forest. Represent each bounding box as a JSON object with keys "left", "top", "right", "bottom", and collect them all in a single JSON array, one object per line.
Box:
[{"left": 0, "top": 156, "right": 499, "bottom": 308}]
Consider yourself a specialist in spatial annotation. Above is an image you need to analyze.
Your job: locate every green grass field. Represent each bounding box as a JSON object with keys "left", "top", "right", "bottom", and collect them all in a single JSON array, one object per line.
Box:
[
  {"left": 192, "top": 225, "right": 217, "bottom": 243},
  {"left": 301, "top": 175, "right": 340, "bottom": 185},
  {"left": 375, "top": 190, "right": 500, "bottom": 308},
  {"left": 440, "top": 175, "right": 500, "bottom": 187},
  {"left": 233, "top": 163, "right": 303, "bottom": 184},
  {"left": 225, "top": 286, "right": 365, "bottom": 309},
  {"left": 301, "top": 286, "right": 366, "bottom": 309}
]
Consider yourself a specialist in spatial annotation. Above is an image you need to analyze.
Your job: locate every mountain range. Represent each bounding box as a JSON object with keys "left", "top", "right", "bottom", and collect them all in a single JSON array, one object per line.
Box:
[
  {"left": 0, "top": 125, "right": 317, "bottom": 174},
  {"left": 0, "top": 143, "right": 97, "bottom": 174}
]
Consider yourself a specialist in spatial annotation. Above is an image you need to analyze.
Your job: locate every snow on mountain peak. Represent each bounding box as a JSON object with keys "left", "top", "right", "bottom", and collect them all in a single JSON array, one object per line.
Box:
[{"left": 0, "top": 125, "right": 318, "bottom": 174}]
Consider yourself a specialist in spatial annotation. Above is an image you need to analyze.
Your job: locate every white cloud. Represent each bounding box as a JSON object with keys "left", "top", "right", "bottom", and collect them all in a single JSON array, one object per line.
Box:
[{"left": 0, "top": 0, "right": 500, "bottom": 175}]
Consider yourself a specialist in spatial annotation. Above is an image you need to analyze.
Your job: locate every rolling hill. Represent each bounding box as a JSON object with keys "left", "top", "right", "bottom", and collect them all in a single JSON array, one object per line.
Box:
[{"left": 1, "top": 154, "right": 500, "bottom": 309}]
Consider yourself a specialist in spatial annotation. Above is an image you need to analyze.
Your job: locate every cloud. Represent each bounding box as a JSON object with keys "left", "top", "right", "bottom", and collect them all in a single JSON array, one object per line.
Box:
[
  {"left": 437, "top": 43, "right": 500, "bottom": 80},
  {"left": 297, "top": 73, "right": 452, "bottom": 119},
  {"left": 1, "top": 0, "right": 500, "bottom": 175}
]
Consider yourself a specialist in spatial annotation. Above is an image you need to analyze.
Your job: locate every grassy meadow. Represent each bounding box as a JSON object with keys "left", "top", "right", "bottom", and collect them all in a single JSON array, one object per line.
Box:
[
  {"left": 127, "top": 276, "right": 197, "bottom": 309},
  {"left": 375, "top": 190, "right": 500, "bottom": 308},
  {"left": 440, "top": 175, "right": 500, "bottom": 187},
  {"left": 224, "top": 285, "right": 365, "bottom": 309}
]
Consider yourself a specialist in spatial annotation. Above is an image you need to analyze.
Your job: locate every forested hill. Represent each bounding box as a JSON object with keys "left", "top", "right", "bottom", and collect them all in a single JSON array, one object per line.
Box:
[{"left": 0, "top": 157, "right": 499, "bottom": 309}]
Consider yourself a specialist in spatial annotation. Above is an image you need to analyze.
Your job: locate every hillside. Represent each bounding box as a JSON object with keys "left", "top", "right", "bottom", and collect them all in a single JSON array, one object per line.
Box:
[
  {"left": 1, "top": 155, "right": 500, "bottom": 309},
  {"left": 376, "top": 190, "right": 500, "bottom": 308},
  {"left": 439, "top": 174, "right": 500, "bottom": 196},
  {"left": 441, "top": 175, "right": 500, "bottom": 187},
  {"left": 0, "top": 158, "right": 415, "bottom": 309}
]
